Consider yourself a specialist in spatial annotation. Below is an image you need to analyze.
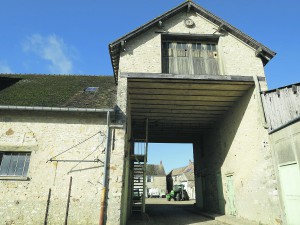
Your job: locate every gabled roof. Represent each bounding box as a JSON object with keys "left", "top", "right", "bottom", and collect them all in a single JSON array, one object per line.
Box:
[
  {"left": 169, "top": 162, "right": 194, "bottom": 176},
  {"left": 170, "top": 166, "right": 186, "bottom": 176},
  {"left": 109, "top": 1, "right": 276, "bottom": 84},
  {"left": 182, "top": 171, "right": 195, "bottom": 181},
  {"left": 146, "top": 164, "right": 166, "bottom": 176},
  {"left": 0, "top": 74, "right": 117, "bottom": 109}
]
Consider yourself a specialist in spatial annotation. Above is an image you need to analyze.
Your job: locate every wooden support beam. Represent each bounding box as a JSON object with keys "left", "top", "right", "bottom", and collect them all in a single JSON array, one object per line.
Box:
[
  {"left": 129, "top": 88, "right": 245, "bottom": 97},
  {"left": 130, "top": 104, "right": 229, "bottom": 110},
  {"left": 130, "top": 99, "right": 234, "bottom": 106},
  {"left": 129, "top": 94, "right": 240, "bottom": 102},
  {"left": 128, "top": 82, "right": 252, "bottom": 91}
]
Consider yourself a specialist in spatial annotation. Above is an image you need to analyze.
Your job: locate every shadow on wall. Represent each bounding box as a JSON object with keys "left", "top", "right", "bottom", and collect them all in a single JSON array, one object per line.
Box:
[{"left": 199, "top": 86, "right": 255, "bottom": 214}]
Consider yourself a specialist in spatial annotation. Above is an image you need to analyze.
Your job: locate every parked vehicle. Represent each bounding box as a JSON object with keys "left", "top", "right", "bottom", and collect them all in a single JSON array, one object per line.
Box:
[
  {"left": 166, "top": 184, "right": 189, "bottom": 201},
  {"left": 148, "top": 188, "right": 160, "bottom": 198}
]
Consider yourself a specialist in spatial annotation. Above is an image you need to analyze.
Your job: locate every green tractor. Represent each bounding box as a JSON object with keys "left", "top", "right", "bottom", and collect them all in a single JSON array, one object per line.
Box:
[{"left": 166, "top": 184, "right": 189, "bottom": 201}]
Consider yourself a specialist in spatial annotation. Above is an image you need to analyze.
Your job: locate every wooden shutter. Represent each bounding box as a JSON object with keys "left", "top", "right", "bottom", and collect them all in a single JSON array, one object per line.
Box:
[
  {"left": 205, "top": 44, "right": 219, "bottom": 75},
  {"left": 162, "top": 41, "right": 219, "bottom": 75},
  {"left": 176, "top": 42, "right": 190, "bottom": 74},
  {"left": 192, "top": 43, "right": 206, "bottom": 75}
]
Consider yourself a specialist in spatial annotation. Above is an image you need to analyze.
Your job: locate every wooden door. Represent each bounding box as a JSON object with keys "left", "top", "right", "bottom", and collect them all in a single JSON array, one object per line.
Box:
[
  {"left": 226, "top": 175, "right": 236, "bottom": 216},
  {"left": 216, "top": 172, "right": 225, "bottom": 214},
  {"left": 279, "top": 163, "right": 300, "bottom": 225}
]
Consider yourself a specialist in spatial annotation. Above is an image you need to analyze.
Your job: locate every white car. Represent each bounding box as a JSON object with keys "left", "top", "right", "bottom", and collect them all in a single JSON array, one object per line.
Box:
[{"left": 148, "top": 188, "right": 160, "bottom": 198}]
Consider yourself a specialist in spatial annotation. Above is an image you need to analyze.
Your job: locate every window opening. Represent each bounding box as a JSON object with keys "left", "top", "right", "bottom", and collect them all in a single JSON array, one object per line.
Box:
[
  {"left": 147, "top": 175, "right": 152, "bottom": 182},
  {"left": 162, "top": 41, "right": 219, "bottom": 75},
  {"left": 84, "top": 87, "right": 99, "bottom": 92},
  {"left": 0, "top": 152, "right": 31, "bottom": 177}
]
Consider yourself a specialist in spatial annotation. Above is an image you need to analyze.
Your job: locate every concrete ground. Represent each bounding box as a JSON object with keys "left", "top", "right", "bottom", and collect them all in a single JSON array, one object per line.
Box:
[{"left": 127, "top": 198, "right": 226, "bottom": 225}]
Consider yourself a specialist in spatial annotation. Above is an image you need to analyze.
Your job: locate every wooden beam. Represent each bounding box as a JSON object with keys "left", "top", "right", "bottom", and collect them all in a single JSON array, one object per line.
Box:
[
  {"left": 130, "top": 108, "right": 225, "bottom": 114},
  {"left": 129, "top": 88, "right": 245, "bottom": 97},
  {"left": 129, "top": 94, "right": 240, "bottom": 102},
  {"left": 128, "top": 81, "right": 252, "bottom": 91},
  {"left": 124, "top": 73, "right": 258, "bottom": 83},
  {"left": 128, "top": 78, "right": 254, "bottom": 85},
  {"left": 130, "top": 99, "right": 234, "bottom": 106},
  {"left": 132, "top": 113, "right": 220, "bottom": 119},
  {"left": 130, "top": 104, "right": 229, "bottom": 110}
]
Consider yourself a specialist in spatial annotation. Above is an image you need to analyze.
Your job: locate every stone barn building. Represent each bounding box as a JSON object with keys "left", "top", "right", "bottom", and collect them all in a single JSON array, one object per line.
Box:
[{"left": 0, "top": 1, "right": 297, "bottom": 225}]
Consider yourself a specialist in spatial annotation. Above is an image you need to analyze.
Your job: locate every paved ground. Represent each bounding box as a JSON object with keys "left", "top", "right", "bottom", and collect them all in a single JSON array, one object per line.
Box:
[{"left": 127, "top": 198, "right": 226, "bottom": 225}]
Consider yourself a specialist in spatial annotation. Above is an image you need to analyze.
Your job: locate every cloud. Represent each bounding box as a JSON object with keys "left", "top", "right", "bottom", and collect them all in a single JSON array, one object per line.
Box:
[
  {"left": 22, "top": 34, "right": 75, "bottom": 74},
  {"left": 0, "top": 62, "right": 13, "bottom": 73}
]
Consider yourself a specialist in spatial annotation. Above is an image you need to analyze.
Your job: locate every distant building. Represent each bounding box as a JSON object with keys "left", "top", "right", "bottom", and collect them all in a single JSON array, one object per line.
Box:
[
  {"left": 167, "top": 161, "right": 195, "bottom": 199},
  {"left": 146, "top": 161, "right": 166, "bottom": 197},
  {"left": 180, "top": 171, "right": 196, "bottom": 200}
]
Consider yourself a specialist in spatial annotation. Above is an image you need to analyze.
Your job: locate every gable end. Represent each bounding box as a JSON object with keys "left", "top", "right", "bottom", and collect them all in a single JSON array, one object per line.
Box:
[{"left": 109, "top": 1, "right": 276, "bottom": 84}]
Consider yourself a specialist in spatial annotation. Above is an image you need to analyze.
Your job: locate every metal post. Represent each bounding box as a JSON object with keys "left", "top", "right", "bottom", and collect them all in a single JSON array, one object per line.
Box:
[
  {"left": 99, "top": 111, "right": 110, "bottom": 225},
  {"left": 44, "top": 188, "right": 51, "bottom": 225},
  {"left": 64, "top": 176, "right": 72, "bottom": 225},
  {"left": 142, "top": 118, "right": 149, "bottom": 213}
]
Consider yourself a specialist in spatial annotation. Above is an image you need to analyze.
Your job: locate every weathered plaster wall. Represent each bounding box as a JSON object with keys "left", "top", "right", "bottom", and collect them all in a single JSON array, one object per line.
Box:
[
  {"left": 194, "top": 86, "right": 282, "bottom": 224},
  {"left": 115, "top": 75, "right": 130, "bottom": 225},
  {"left": 0, "top": 111, "right": 108, "bottom": 225},
  {"left": 270, "top": 120, "right": 300, "bottom": 170},
  {"left": 119, "top": 11, "right": 265, "bottom": 78}
]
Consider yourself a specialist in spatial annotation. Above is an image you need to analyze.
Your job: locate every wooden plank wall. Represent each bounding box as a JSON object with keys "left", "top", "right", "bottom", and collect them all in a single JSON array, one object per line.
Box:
[{"left": 261, "top": 84, "right": 300, "bottom": 131}]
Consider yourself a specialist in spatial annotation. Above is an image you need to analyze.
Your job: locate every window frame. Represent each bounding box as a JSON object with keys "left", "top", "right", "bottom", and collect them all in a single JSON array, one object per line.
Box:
[{"left": 0, "top": 151, "right": 31, "bottom": 180}]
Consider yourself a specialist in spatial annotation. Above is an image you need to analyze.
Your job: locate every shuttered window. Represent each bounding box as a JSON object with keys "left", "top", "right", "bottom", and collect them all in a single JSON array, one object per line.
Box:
[{"left": 162, "top": 41, "right": 219, "bottom": 75}]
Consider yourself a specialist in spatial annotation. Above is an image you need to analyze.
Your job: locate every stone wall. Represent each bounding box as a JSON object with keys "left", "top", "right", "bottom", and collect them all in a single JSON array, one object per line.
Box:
[
  {"left": 193, "top": 86, "right": 282, "bottom": 224},
  {"left": 115, "top": 75, "right": 130, "bottom": 225},
  {"left": 0, "top": 110, "right": 109, "bottom": 225},
  {"left": 146, "top": 176, "right": 166, "bottom": 194}
]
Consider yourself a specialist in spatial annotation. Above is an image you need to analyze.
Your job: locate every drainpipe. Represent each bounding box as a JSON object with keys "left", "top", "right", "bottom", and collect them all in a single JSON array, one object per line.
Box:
[{"left": 100, "top": 111, "right": 110, "bottom": 225}]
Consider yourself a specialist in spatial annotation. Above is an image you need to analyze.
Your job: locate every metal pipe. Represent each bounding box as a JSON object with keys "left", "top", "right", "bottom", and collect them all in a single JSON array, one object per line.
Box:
[
  {"left": 65, "top": 176, "right": 72, "bottom": 225},
  {"left": 142, "top": 118, "right": 149, "bottom": 213},
  {"left": 99, "top": 111, "right": 111, "bottom": 225},
  {"left": 0, "top": 105, "right": 114, "bottom": 113},
  {"left": 49, "top": 159, "right": 102, "bottom": 163},
  {"left": 44, "top": 188, "right": 51, "bottom": 225}
]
